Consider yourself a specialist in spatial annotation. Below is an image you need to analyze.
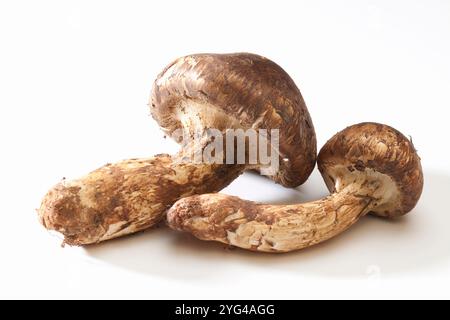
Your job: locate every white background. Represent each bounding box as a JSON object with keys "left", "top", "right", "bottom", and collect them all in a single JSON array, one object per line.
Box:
[{"left": 1, "top": 0, "right": 449, "bottom": 299}]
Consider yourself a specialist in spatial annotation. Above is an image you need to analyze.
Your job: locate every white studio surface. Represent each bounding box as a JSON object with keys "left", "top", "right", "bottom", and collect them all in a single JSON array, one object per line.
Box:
[{"left": 0, "top": 0, "right": 449, "bottom": 299}]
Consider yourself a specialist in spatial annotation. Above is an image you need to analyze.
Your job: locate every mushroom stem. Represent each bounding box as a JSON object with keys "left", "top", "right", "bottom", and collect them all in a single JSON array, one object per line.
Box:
[
  {"left": 168, "top": 181, "right": 380, "bottom": 253},
  {"left": 39, "top": 153, "right": 244, "bottom": 246}
]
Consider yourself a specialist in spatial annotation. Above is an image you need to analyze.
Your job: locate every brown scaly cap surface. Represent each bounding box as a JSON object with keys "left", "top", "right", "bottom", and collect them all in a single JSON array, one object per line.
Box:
[
  {"left": 318, "top": 122, "right": 424, "bottom": 217},
  {"left": 151, "top": 53, "right": 317, "bottom": 188},
  {"left": 167, "top": 123, "right": 424, "bottom": 253}
]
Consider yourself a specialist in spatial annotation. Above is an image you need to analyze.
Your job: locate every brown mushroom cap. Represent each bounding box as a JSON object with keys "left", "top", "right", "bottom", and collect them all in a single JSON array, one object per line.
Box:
[
  {"left": 318, "top": 122, "right": 423, "bottom": 218},
  {"left": 150, "top": 53, "right": 317, "bottom": 188}
]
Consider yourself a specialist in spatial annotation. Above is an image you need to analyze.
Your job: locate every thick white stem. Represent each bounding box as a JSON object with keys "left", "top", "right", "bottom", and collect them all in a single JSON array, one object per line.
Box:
[{"left": 168, "top": 182, "right": 381, "bottom": 252}]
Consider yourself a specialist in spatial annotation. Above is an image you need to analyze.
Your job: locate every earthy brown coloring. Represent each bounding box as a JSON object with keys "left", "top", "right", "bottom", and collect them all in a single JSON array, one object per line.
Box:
[
  {"left": 151, "top": 53, "right": 316, "bottom": 187},
  {"left": 167, "top": 123, "right": 424, "bottom": 253},
  {"left": 38, "top": 53, "right": 317, "bottom": 245}
]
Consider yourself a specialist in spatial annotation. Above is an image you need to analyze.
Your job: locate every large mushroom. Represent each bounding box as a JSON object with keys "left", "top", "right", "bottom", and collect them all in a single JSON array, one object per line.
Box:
[
  {"left": 38, "top": 53, "right": 316, "bottom": 245},
  {"left": 167, "top": 123, "right": 424, "bottom": 253}
]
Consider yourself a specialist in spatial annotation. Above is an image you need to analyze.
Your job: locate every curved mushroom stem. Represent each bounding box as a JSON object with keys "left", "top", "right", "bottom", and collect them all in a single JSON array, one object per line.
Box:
[
  {"left": 167, "top": 180, "right": 383, "bottom": 253},
  {"left": 39, "top": 153, "right": 244, "bottom": 246}
]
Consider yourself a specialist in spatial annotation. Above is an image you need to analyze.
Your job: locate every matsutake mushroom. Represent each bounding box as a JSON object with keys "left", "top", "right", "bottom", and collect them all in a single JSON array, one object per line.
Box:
[
  {"left": 167, "top": 123, "right": 424, "bottom": 253},
  {"left": 38, "top": 53, "right": 316, "bottom": 245}
]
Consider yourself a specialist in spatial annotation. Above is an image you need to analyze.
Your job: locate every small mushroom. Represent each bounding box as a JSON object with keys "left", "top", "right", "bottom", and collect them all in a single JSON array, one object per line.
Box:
[
  {"left": 38, "top": 53, "right": 316, "bottom": 245},
  {"left": 167, "top": 123, "right": 424, "bottom": 253}
]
